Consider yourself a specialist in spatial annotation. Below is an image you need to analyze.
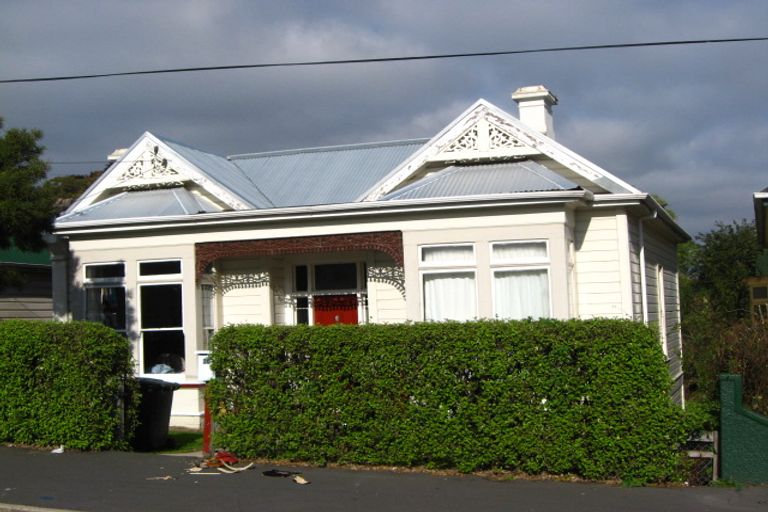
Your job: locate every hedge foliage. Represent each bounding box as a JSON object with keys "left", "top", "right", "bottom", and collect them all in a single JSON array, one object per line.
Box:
[
  {"left": 208, "top": 319, "right": 689, "bottom": 483},
  {"left": 0, "top": 320, "right": 138, "bottom": 450}
]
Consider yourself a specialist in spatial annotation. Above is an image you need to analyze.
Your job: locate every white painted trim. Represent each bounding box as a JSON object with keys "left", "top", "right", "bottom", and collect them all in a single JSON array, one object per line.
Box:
[{"left": 54, "top": 191, "right": 592, "bottom": 234}]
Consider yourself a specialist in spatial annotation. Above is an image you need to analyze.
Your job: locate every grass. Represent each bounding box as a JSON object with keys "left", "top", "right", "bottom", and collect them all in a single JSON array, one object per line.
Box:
[{"left": 157, "top": 428, "right": 204, "bottom": 454}]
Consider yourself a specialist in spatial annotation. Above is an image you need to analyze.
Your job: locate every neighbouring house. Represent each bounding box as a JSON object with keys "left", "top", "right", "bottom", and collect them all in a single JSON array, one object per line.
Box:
[
  {"left": 748, "top": 189, "right": 768, "bottom": 318},
  {"left": 52, "top": 86, "right": 689, "bottom": 428},
  {"left": 0, "top": 245, "right": 52, "bottom": 321}
]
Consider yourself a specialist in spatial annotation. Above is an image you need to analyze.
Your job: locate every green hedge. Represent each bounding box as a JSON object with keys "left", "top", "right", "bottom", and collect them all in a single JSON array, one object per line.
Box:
[
  {"left": 208, "top": 319, "right": 688, "bottom": 482},
  {"left": 0, "top": 320, "right": 138, "bottom": 450}
]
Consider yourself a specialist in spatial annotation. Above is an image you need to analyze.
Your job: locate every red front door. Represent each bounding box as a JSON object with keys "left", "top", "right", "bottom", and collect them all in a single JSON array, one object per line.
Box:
[{"left": 313, "top": 294, "right": 358, "bottom": 325}]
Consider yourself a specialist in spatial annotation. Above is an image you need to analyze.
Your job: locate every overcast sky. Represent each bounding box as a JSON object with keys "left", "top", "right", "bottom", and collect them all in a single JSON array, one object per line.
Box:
[{"left": 2, "top": 1, "right": 767, "bottom": 237}]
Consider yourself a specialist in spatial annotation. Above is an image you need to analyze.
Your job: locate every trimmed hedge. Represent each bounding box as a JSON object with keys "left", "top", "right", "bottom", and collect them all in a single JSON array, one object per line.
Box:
[
  {"left": 208, "top": 319, "right": 689, "bottom": 482},
  {"left": 0, "top": 320, "right": 138, "bottom": 450}
]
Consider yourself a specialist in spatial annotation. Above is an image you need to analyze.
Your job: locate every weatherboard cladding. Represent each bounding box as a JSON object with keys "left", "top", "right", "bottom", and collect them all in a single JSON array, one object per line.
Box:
[
  {"left": 229, "top": 140, "right": 426, "bottom": 208},
  {"left": 57, "top": 188, "right": 219, "bottom": 223},
  {"left": 382, "top": 161, "right": 579, "bottom": 201}
]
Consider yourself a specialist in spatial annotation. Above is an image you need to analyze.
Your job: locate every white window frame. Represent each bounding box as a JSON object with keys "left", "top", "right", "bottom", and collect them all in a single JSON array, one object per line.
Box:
[
  {"left": 419, "top": 243, "right": 476, "bottom": 267},
  {"left": 490, "top": 240, "right": 552, "bottom": 320},
  {"left": 418, "top": 243, "right": 478, "bottom": 322},
  {"left": 138, "top": 260, "right": 186, "bottom": 381},
  {"left": 83, "top": 262, "right": 126, "bottom": 334},
  {"left": 137, "top": 258, "right": 183, "bottom": 281},
  {"left": 288, "top": 261, "right": 368, "bottom": 326}
]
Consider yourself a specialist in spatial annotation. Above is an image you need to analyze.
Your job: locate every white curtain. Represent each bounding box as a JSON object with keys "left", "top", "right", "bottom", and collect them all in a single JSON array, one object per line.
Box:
[
  {"left": 492, "top": 242, "right": 547, "bottom": 262},
  {"left": 422, "top": 245, "right": 474, "bottom": 264},
  {"left": 494, "top": 269, "right": 549, "bottom": 319},
  {"left": 423, "top": 272, "right": 476, "bottom": 321}
]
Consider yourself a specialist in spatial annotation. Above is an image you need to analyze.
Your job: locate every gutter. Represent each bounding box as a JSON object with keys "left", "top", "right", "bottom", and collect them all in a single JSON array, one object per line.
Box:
[{"left": 54, "top": 190, "right": 592, "bottom": 235}]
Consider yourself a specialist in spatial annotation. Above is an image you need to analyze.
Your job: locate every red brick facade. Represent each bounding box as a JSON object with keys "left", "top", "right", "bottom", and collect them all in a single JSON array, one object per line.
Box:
[{"left": 195, "top": 231, "right": 403, "bottom": 277}]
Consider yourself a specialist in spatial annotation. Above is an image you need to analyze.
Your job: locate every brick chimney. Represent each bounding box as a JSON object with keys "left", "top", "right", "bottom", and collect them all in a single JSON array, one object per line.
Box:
[{"left": 512, "top": 85, "right": 558, "bottom": 139}]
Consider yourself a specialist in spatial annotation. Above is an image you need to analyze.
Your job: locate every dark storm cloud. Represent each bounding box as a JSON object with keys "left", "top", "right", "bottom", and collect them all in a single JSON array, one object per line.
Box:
[{"left": 1, "top": 0, "right": 767, "bottom": 236}]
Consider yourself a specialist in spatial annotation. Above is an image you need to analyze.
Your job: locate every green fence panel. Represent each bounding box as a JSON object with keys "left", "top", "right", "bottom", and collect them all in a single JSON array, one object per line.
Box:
[{"left": 719, "top": 374, "right": 768, "bottom": 483}]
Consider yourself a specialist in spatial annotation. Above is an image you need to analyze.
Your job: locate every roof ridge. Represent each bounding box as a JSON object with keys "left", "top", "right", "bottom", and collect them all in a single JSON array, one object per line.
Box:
[{"left": 228, "top": 138, "right": 428, "bottom": 160}]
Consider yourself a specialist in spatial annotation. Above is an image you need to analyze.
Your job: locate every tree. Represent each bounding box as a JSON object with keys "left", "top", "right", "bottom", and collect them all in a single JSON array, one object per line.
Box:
[
  {"left": 44, "top": 170, "right": 103, "bottom": 214},
  {"left": 680, "top": 220, "right": 761, "bottom": 402},
  {"left": 0, "top": 117, "right": 55, "bottom": 288}
]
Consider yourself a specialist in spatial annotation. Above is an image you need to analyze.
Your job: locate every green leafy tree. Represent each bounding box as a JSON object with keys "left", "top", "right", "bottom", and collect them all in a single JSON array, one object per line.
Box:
[
  {"left": 0, "top": 117, "right": 55, "bottom": 288},
  {"left": 44, "top": 170, "right": 102, "bottom": 214},
  {"left": 681, "top": 220, "right": 761, "bottom": 402}
]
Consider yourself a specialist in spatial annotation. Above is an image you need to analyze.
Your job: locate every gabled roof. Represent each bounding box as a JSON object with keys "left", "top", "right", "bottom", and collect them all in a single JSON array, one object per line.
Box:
[
  {"left": 229, "top": 140, "right": 425, "bottom": 208},
  {"left": 360, "top": 99, "right": 640, "bottom": 201},
  {"left": 62, "top": 132, "right": 267, "bottom": 218},
  {"left": 382, "top": 161, "right": 578, "bottom": 201},
  {"left": 56, "top": 95, "right": 658, "bottom": 230}
]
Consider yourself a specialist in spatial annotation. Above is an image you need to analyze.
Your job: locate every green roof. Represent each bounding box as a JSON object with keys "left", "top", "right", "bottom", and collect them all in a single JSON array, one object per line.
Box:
[{"left": 0, "top": 245, "right": 51, "bottom": 266}]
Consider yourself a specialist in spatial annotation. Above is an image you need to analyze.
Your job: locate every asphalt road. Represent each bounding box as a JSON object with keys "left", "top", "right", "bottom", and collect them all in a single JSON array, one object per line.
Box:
[{"left": 0, "top": 446, "right": 766, "bottom": 512}]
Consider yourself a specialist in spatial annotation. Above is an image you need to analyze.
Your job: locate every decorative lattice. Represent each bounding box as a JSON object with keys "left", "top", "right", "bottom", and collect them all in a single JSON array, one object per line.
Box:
[
  {"left": 488, "top": 123, "right": 524, "bottom": 149},
  {"left": 367, "top": 265, "right": 406, "bottom": 298},
  {"left": 216, "top": 271, "right": 271, "bottom": 294},
  {"left": 444, "top": 125, "right": 479, "bottom": 153},
  {"left": 116, "top": 143, "right": 184, "bottom": 187}
]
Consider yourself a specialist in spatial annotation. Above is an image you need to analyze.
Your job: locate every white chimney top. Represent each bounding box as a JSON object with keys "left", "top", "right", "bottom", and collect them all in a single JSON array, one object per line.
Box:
[{"left": 511, "top": 85, "right": 558, "bottom": 138}]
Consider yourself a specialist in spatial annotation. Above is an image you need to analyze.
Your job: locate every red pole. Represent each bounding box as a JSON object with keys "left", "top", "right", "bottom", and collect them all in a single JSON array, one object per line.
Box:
[{"left": 202, "top": 394, "right": 212, "bottom": 455}]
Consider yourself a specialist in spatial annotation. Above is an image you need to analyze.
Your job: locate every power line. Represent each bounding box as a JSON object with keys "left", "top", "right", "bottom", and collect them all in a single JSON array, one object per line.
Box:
[{"left": 2, "top": 37, "right": 767, "bottom": 84}]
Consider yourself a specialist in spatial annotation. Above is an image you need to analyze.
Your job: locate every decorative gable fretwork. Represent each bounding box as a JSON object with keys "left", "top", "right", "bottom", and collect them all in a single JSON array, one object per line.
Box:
[
  {"left": 115, "top": 143, "right": 187, "bottom": 190},
  {"left": 432, "top": 117, "right": 536, "bottom": 163}
]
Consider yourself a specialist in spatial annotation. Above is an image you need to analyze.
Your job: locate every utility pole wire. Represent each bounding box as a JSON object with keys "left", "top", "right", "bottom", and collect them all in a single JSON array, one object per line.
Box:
[{"left": 2, "top": 37, "right": 767, "bottom": 84}]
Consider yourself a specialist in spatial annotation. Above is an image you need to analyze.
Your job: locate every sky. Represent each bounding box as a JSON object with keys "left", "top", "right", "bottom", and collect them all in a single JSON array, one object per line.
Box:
[{"left": 1, "top": 0, "right": 767, "bottom": 237}]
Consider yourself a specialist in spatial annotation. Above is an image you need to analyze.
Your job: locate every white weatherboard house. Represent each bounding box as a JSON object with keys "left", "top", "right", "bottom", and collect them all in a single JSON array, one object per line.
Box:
[{"left": 52, "top": 86, "right": 688, "bottom": 428}]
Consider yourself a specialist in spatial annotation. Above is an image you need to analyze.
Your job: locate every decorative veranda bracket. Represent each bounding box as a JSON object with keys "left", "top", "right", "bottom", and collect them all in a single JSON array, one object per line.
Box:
[
  {"left": 367, "top": 265, "right": 406, "bottom": 298},
  {"left": 214, "top": 271, "right": 271, "bottom": 294},
  {"left": 195, "top": 231, "right": 404, "bottom": 279}
]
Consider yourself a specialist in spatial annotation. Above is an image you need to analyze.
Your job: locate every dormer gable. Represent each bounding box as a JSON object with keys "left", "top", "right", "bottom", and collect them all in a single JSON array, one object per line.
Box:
[
  {"left": 361, "top": 95, "right": 640, "bottom": 201},
  {"left": 63, "top": 132, "right": 256, "bottom": 217}
]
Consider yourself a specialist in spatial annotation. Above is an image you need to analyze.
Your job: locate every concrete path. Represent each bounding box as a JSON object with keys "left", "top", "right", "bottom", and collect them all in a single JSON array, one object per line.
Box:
[{"left": 0, "top": 446, "right": 766, "bottom": 512}]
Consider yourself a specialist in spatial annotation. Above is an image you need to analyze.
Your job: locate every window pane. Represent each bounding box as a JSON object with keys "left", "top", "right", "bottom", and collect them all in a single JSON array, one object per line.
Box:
[
  {"left": 85, "top": 263, "right": 124, "bottom": 279},
  {"left": 494, "top": 269, "right": 549, "bottom": 320},
  {"left": 296, "top": 296, "right": 309, "bottom": 324},
  {"left": 139, "top": 260, "right": 181, "bottom": 276},
  {"left": 421, "top": 245, "right": 474, "bottom": 264},
  {"left": 492, "top": 242, "right": 547, "bottom": 262},
  {"left": 423, "top": 272, "right": 476, "bottom": 321},
  {"left": 143, "top": 330, "right": 185, "bottom": 373},
  {"left": 315, "top": 263, "right": 357, "bottom": 290},
  {"left": 141, "top": 284, "right": 182, "bottom": 328},
  {"left": 295, "top": 265, "right": 308, "bottom": 292},
  {"left": 86, "top": 287, "right": 125, "bottom": 330}
]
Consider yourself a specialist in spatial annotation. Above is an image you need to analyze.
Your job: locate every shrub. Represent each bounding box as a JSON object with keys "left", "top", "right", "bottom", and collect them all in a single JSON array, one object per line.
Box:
[
  {"left": 208, "top": 319, "right": 687, "bottom": 483},
  {"left": 0, "top": 320, "right": 138, "bottom": 449}
]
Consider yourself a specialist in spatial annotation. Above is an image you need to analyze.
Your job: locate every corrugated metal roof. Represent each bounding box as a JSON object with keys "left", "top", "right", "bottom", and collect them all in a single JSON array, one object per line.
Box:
[
  {"left": 382, "top": 161, "right": 579, "bottom": 201},
  {"left": 57, "top": 188, "right": 220, "bottom": 223},
  {"left": 160, "top": 137, "right": 273, "bottom": 208},
  {"left": 229, "top": 139, "right": 426, "bottom": 207}
]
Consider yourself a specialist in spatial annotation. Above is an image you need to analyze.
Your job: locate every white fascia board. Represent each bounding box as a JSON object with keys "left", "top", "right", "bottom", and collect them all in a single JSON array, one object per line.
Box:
[{"left": 53, "top": 190, "right": 592, "bottom": 235}]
